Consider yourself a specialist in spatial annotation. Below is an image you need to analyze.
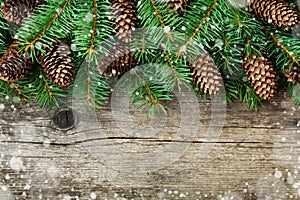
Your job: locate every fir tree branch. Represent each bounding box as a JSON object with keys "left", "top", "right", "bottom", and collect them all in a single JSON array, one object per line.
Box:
[
  {"left": 182, "top": 0, "right": 218, "bottom": 54},
  {"left": 0, "top": 4, "right": 10, "bottom": 55},
  {"left": 24, "top": 0, "right": 71, "bottom": 52},
  {"left": 86, "top": 0, "right": 98, "bottom": 56},
  {"left": 43, "top": 75, "right": 53, "bottom": 101},
  {"left": 137, "top": 0, "right": 182, "bottom": 52},
  {"left": 234, "top": 11, "right": 243, "bottom": 29},
  {"left": 71, "top": 0, "right": 113, "bottom": 58},
  {"left": 16, "top": 0, "right": 75, "bottom": 58},
  {"left": 221, "top": 34, "right": 231, "bottom": 48},
  {"left": 164, "top": 51, "right": 181, "bottom": 85},
  {"left": 12, "top": 83, "right": 27, "bottom": 102},
  {"left": 71, "top": 59, "right": 110, "bottom": 108},
  {"left": 32, "top": 69, "right": 66, "bottom": 108},
  {"left": 135, "top": 69, "right": 162, "bottom": 105},
  {"left": 150, "top": 0, "right": 173, "bottom": 41},
  {"left": 87, "top": 59, "right": 92, "bottom": 105},
  {"left": 263, "top": 26, "right": 299, "bottom": 65},
  {"left": 237, "top": 79, "right": 264, "bottom": 110}
]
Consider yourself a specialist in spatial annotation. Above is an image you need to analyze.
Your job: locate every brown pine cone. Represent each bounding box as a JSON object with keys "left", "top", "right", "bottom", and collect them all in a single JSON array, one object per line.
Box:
[
  {"left": 285, "top": 65, "right": 300, "bottom": 84},
  {"left": 190, "top": 54, "right": 223, "bottom": 96},
  {"left": 244, "top": 53, "right": 277, "bottom": 100},
  {"left": 98, "top": 44, "right": 137, "bottom": 77},
  {"left": 110, "top": 0, "right": 138, "bottom": 43},
  {"left": 0, "top": 43, "right": 32, "bottom": 82},
  {"left": 2, "top": 0, "right": 45, "bottom": 24},
  {"left": 39, "top": 41, "right": 75, "bottom": 87},
  {"left": 249, "top": 0, "right": 300, "bottom": 30}
]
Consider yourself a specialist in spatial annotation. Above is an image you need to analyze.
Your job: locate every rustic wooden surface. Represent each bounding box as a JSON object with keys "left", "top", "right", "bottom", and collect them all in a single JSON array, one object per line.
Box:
[{"left": 1, "top": 91, "right": 300, "bottom": 200}]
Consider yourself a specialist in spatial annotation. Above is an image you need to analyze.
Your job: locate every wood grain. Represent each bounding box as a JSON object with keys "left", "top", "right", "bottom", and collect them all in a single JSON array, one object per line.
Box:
[{"left": 1, "top": 91, "right": 300, "bottom": 199}]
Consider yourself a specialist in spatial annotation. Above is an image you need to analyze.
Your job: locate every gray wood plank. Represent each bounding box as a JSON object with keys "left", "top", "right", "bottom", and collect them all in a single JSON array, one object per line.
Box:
[{"left": 0, "top": 92, "right": 300, "bottom": 199}]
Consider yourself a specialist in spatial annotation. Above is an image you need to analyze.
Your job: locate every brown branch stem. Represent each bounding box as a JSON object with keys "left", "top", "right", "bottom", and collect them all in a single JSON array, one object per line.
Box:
[
  {"left": 150, "top": 0, "right": 174, "bottom": 42},
  {"left": 87, "top": 0, "right": 97, "bottom": 56}
]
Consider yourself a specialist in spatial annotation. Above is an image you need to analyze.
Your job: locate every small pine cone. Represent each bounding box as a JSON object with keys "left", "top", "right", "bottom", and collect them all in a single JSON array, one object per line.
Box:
[
  {"left": 98, "top": 45, "right": 137, "bottom": 77},
  {"left": 168, "top": 0, "right": 190, "bottom": 15},
  {"left": 110, "top": 0, "right": 138, "bottom": 43},
  {"left": 285, "top": 65, "right": 300, "bottom": 84},
  {"left": 249, "top": 0, "right": 300, "bottom": 30},
  {"left": 2, "top": 0, "right": 45, "bottom": 24},
  {"left": 190, "top": 54, "right": 223, "bottom": 96},
  {"left": 39, "top": 41, "right": 75, "bottom": 87},
  {"left": 0, "top": 43, "right": 32, "bottom": 82},
  {"left": 244, "top": 54, "right": 277, "bottom": 100}
]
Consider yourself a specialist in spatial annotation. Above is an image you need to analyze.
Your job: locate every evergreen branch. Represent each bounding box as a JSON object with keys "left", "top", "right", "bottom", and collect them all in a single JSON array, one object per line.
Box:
[
  {"left": 42, "top": 75, "right": 53, "bottom": 102},
  {"left": 16, "top": 0, "right": 75, "bottom": 58},
  {"left": 263, "top": 26, "right": 299, "bottom": 65},
  {"left": 137, "top": 0, "right": 182, "bottom": 50},
  {"left": 12, "top": 83, "right": 27, "bottom": 102},
  {"left": 221, "top": 34, "right": 230, "bottom": 48},
  {"left": 224, "top": 79, "right": 238, "bottom": 103},
  {"left": 164, "top": 51, "right": 181, "bottom": 85},
  {"left": 25, "top": 0, "right": 71, "bottom": 51},
  {"left": 71, "top": 0, "right": 113, "bottom": 58},
  {"left": 135, "top": 69, "right": 162, "bottom": 105},
  {"left": 150, "top": 0, "right": 173, "bottom": 41},
  {"left": 33, "top": 69, "right": 66, "bottom": 108},
  {"left": 141, "top": 29, "right": 146, "bottom": 53},
  {"left": 234, "top": 11, "right": 243, "bottom": 29},
  {"left": 87, "top": 59, "right": 92, "bottom": 105},
  {"left": 182, "top": 0, "right": 218, "bottom": 53},
  {"left": 178, "top": 0, "right": 221, "bottom": 56},
  {"left": 237, "top": 79, "right": 264, "bottom": 110},
  {"left": 0, "top": 81, "right": 11, "bottom": 102},
  {"left": 86, "top": 0, "right": 98, "bottom": 55},
  {"left": 0, "top": 4, "right": 10, "bottom": 55},
  {"left": 115, "top": 64, "right": 174, "bottom": 116},
  {"left": 71, "top": 59, "right": 110, "bottom": 108}
]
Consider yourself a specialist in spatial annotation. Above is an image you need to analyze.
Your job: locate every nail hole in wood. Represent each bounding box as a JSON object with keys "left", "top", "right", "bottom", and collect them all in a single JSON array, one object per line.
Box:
[{"left": 52, "top": 109, "right": 78, "bottom": 130}]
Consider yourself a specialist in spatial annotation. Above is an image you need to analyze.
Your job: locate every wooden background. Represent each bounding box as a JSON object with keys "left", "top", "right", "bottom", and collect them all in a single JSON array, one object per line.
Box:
[{"left": 1, "top": 90, "right": 300, "bottom": 200}]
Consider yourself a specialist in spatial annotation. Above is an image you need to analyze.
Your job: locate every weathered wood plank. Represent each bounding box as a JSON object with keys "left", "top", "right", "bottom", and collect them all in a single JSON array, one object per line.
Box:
[{"left": 1, "top": 91, "right": 300, "bottom": 199}]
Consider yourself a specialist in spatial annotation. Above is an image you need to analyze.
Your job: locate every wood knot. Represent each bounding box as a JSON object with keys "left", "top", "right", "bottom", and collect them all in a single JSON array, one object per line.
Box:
[{"left": 52, "top": 109, "right": 78, "bottom": 130}]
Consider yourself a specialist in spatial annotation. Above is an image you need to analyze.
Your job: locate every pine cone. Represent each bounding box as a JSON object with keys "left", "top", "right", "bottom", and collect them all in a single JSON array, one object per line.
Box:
[
  {"left": 110, "top": 0, "right": 138, "bottom": 43},
  {"left": 190, "top": 54, "right": 223, "bottom": 96},
  {"left": 39, "top": 41, "right": 75, "bottom": 87},
  {"left": 0, "top": 43, "right": 32, "bottom": 82},
  {"left": 249, "top": 0, "right": 300, "bottom": 30},
  {"left": 98, "top": 45, "right": 137, "bottom": 77},
  {"left": 285, "top": 65, "right": 300, "bottom": 84},
  {"left": 168, "top": 0, "right": 190, "bottom": 15},
  {"left": 2, "top": 0, "right": 45, "bottom": 24},
  {"left": 244, "top": 54, "right": 277, "bottom": 100}
]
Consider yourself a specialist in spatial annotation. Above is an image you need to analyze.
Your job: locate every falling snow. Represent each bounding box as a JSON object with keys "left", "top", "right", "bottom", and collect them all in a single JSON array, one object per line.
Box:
[
  {"left": 274, "top": 170, "right": 282, "bottom": 178},
  {"left": 70, "top": 44, "right": 77, "bottom": 51},
  {"left": 84, "top": 13, "right": 94, "bottom": 22},
  {"left": 164, "top": 26, "right": 170, "bottom": 33},
  {"left": 9, "top": 156, "right": 25, "bottom": 172},
  {"left": 0, "top": 104, "right": 5, "bottom": 111},
  {"left": 90, "top": 192, "right": 97, "bottom": 199},
  {"left": 179, "top": 45, "right": 186, "bottom": 53}
]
